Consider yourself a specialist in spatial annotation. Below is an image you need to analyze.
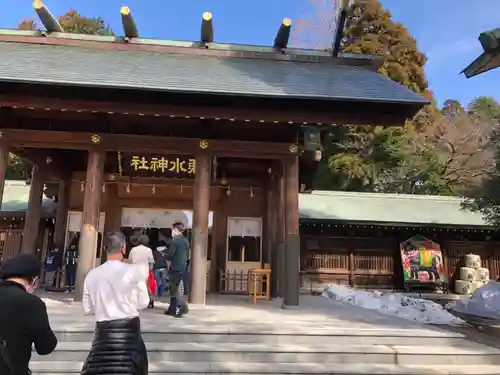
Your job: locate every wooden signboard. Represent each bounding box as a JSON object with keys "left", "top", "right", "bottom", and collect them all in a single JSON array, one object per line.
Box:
[{"left": 121, "top": 154, "right": 196, "bottom": 179}]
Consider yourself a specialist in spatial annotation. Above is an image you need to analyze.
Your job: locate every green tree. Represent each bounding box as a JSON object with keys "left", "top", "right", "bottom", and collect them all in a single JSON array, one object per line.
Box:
[
  {"left": 298, "top": 0, "right": 440, "bottom": 192},
  {"left": 18, "top": 9, "right": 113, "bottom": 35}
]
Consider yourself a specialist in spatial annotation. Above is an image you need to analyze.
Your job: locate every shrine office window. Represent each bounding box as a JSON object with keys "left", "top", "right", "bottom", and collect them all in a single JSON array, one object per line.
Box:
[{"left": 227, "top": 218, "right": 262, "bottom": 263}]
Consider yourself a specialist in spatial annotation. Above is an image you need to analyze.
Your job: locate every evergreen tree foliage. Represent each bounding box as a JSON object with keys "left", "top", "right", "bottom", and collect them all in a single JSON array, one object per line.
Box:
[
  {"left": 18, "top": 9, "right": 113, "bottom": 35},
  {"left": 311, "top": 0, "right": 441, "bottom": 192}
]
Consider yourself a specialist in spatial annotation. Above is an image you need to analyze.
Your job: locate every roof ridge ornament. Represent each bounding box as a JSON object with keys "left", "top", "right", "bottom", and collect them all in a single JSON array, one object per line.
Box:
[
  {"left": 273, "top": 18, "right": 292, "bottom": 50},
  {"left": 201, "top": 12, "right": 214, "bottom": 44},
  {"left": 120, "top": 6, "right": 139, "bottom": 39},
  {"left": 33, "top": 0, "right": 64, "bottom": 33}
]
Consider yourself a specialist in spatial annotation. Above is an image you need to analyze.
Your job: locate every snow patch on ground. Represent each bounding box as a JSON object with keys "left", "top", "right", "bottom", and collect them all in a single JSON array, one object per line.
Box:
[{"left": 323, "top": 284, "right": 465, "bottom": 326}]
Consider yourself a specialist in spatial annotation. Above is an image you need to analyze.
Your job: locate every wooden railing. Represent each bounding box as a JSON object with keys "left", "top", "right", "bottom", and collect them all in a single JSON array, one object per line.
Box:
[
  {"left": 219, "top": 270, "right": 248, "bottom": 294},
  {"left": 0, "top": 229, "right": 22, "bottom": 261},
  {"left": 301, "top": 236, "right": 397, "bottom": 290}
]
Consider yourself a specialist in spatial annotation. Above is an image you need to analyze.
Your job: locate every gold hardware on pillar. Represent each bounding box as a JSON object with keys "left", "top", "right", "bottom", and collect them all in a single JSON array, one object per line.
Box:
[
  {"left": 152, "top": 184, "right": 156, "bottom": 195},
  {"left": 91, "top": 134, "right": 101, "bottom": 144},
  {"left": 80, "top": 182, "right": 84, "bottom": 192},
  {"left": 109, "top": 174, "right": 116, "bottom": 181},
  {"left": 250, "top": 186, "right": 254, "bottom": 198},
  {"left": 289, "top": 144, "right": 298, "bottom": 153},
  {"left": 45, "top": 156, "right": 52, "bottom": 164},
  {"left": 126, "top": 183, "right": 131, "bottom": 194},
  {"left": 199, "top": 139, "right": 209, "bottom": 149},
  {"left": 102, "top": 183, "right": 106, "bottom": 193},
  {"left": 226, "top": 186, "right": 231, "bottom": 196},
  {"left": 0, "top": 131, "right": 3, "bottom": 138}
]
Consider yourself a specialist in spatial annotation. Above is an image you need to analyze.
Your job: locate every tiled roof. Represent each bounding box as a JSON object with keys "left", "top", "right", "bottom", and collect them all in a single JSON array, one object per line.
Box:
[
  {"left": 0, "top": 40, "right": 428, "bottom": 104},
  {"left": 299, "top": 191, "right": 488, "bottom": 228}
]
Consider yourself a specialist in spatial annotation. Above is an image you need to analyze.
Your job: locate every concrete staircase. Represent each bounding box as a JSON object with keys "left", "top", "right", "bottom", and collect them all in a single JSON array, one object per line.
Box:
[{"left": 31, "top": 325, "right": 500, "bottom": 374}]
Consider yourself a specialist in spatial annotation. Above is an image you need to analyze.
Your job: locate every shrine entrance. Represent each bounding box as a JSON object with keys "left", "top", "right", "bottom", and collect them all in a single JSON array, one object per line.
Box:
[{"left": 0, "top": 9, "right": 427, "bottom": 306}]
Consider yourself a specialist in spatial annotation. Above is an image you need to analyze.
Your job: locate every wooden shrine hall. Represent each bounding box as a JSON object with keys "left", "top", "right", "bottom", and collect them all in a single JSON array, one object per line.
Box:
[{"left": 0, "top": 2, "right": 428, "bottom": 305}]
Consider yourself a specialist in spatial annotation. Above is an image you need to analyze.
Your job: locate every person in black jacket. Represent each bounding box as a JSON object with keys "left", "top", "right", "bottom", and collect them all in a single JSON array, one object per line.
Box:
[
  {"left": 153, "top": 240, "right": 169, "bottom": 297},
  {"left": 0, "top": 254, "right": 58, "bottom": 375}
]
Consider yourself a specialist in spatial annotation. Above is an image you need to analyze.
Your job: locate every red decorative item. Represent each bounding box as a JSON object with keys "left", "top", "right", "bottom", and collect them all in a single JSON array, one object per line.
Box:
[{"left": 147, "top": 270, "right": 156, "bottom": 294}]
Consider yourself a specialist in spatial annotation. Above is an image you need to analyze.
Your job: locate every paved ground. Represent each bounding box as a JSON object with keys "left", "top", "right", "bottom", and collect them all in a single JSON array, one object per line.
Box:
[{"left": 39, "top": 292, "right": 464, "bottom": 337}]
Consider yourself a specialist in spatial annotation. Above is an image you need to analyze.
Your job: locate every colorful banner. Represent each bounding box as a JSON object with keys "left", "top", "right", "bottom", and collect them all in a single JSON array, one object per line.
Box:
[{"left": 400, "top": 235, "right": 446, "bottom": 283}]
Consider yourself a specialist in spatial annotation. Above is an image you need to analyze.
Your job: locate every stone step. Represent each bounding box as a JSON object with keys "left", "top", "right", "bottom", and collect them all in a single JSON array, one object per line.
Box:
[
  {"left": 32, "top": 342, "right": 500, "bottom": 366},
  {"left": 53, "top": 327, "right": 468, "bottom": 346},
  {"left": 30, "top": 361, "right": 500, "bottom": 374}
]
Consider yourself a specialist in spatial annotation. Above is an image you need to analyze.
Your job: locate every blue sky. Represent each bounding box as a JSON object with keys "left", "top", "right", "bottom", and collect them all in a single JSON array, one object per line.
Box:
[{"left": 0, "top": 0, "right": 498, "bottom": 107}]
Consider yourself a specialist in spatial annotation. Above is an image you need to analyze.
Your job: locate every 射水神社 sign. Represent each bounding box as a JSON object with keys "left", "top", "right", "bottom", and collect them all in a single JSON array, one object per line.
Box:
[{"left": 121, "top": 154, "right": 196, "bottom": 178}]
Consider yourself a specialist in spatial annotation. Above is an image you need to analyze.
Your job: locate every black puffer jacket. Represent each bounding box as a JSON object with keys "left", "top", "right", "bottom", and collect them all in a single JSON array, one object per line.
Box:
[{"left": 81, "top": 317, "right": 148, "bottom": 375}]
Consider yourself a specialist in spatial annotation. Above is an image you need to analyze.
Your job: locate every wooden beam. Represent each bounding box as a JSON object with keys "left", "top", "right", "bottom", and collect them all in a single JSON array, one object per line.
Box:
[
  {"left": 0, "top": 94, "right": 412, "bottom": 126},
  {"left": 3, "top": 129, "right": 298, "bottom": 159},
  {"left": 71, "top": 172, "right": 267, "bottom": 189},
  {"left": 274, "top": 18, "right": 292, "bottom": 49},
  {"left": 120, "top": 6, "right": 139, "bottom": 38},
  {"left": 33, "top": 0, "right": 64, "bottom": 33},
  {"left": 200, "top": 12, "right": 214, "bottom": 43}
]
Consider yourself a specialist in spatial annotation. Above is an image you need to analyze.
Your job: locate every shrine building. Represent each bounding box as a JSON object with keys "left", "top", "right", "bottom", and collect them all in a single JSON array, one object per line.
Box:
[{"left": 0, "top": 3, "right": 427, "bottom": 305}]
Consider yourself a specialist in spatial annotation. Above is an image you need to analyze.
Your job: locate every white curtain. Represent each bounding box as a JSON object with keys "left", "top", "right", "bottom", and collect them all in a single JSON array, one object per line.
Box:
[
  {"left": 67, "top": 212, "right": 105, "bottom": 232},
  {"left": 121, "top": 208, "right": 189, "bottom": 228},
  {"left": 228, "top": 218, "right": 261, "bottom": 237}
]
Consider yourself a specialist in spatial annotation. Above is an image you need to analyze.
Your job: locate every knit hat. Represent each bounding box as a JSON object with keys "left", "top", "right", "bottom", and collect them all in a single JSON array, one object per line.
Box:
[{"left": 0, "top": 254, "right": 41, "bottom": 280}]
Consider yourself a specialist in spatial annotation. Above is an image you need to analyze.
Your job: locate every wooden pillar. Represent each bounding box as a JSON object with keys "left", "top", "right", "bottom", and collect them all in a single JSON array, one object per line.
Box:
[
  {"left": 21, "top": 164, "right": 45, "bottom": 254},
  {"left": 283, "top": 156, "right": 300, "bottom": 307},
  {"left": 74, "top": 149, "right": 105, "bottom": 301},
  {"left": 263, "top": 182, "right": 273, "bottom": 267},
  {"left": 267, "top": 172, "right": 279, "bottom": 298},
  {"left": 276, "top": 167, "right": 286, "bottom": 298},
  {"left": 53, "top": 180, "right": 70, "bottom": 248},
  {"left": 190, "top": 152, "right": 211, "bottom": 305},
  {"left": 101, "top": 183, "right": 121, "bottom": 264},
  {"left": 0, "top": 144, "right": 9, "bottom": 207},
  {"left": 209, "top": 193, "right": 225, "bottom": 292}
]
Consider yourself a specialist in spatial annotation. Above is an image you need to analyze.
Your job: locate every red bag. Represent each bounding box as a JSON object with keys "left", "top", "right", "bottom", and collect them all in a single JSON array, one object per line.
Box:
[{"left": 147, "top": 270, "right": 157, "bottom": 294}]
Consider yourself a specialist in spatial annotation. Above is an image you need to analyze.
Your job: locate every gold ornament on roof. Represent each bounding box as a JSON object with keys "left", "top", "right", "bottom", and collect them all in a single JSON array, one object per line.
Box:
[
  {"left": 91, "top": 134, "right": 101, "bottom": 144},
  {"left": 200, "top": 139, "right": 209, "bottom": 149}
]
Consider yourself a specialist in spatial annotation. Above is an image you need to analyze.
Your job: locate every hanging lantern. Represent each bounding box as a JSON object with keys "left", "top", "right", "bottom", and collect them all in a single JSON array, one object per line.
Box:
[{"left": 302, "top": 125, "right": 321, "bottom": 151}]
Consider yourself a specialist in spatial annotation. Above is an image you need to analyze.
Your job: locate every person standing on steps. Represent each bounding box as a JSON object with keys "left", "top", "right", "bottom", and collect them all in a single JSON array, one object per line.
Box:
[
  {"left": 153, "top": 240, "right": 169, "bottom": 297},
  {"left": 81, "top": 231, "right": 150, "bottom": 375},
  {"left": 128, "top": 234, "right": 155, "bottom": 308},
  {"left": 0, "top": 254, "right": 58, "bottom": 375},
  {"left": 64, "top": 243, "right": 78, "bottom": 292},
  {"left": 164, "top": 221, "right": 190, "bottom": 318}
]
